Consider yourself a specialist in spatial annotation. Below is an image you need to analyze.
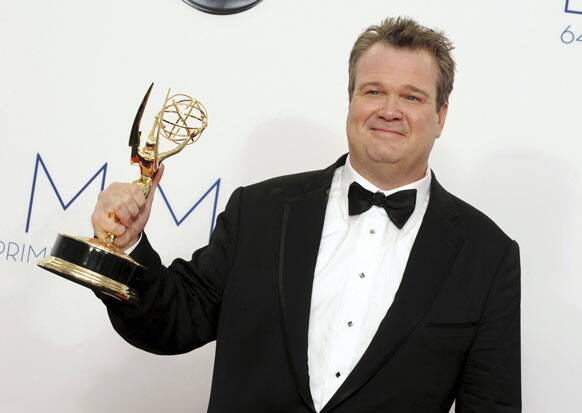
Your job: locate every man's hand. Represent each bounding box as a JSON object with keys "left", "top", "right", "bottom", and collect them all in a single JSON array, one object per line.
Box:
[{"left": 91, "top": 164, "right": 164, "bottom": 251}]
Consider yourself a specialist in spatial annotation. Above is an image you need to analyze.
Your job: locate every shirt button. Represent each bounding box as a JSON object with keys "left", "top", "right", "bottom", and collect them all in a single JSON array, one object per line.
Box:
[
  {"left": 359, "top": 272, "right": 366, "bottom": 279},
  {"left": 347, "top": 321, "right": 353, "bottom": 327},
  {"left": 369, "top": 228, "right": 376, "bottom": 234},
  {"left": 335, "top": 372, "right": 341, "bottom": 378}
]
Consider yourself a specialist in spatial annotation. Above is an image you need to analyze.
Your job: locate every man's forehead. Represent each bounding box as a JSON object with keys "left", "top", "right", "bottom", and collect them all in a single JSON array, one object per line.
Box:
[
  {"left": 355, "top": 44, "right": 440, "bottom": 92},
  {"left": 357, "top": 44, "right": 438, "bottom": 73}
]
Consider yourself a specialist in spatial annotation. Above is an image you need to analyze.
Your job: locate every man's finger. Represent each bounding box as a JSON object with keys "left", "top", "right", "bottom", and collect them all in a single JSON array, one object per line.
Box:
[
  {"left": 125, "top": 200, "right": 141, "bottom": 219},
  {"left": 114, "top": 230, "right": 135, "bottom": 249},
  {"left": 112, "top": 205, "right": 133, "bottom": 227},
  {"left": 95, "top": 218, "right": 126, "bottom": 239}
]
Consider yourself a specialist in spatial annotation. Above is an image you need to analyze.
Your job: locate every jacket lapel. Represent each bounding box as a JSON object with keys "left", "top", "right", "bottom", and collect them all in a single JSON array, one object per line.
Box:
[
  {"left": 320, "top": 172, "right": 467, "bottom": 413},
  {"left": 278, "top": 156, "right": 346, "bottom": 411}
]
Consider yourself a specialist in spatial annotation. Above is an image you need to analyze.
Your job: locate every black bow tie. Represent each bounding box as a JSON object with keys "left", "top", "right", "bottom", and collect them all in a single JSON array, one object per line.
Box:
[{"left": 348, "top": 182, "right": 417, "bottom": 229}]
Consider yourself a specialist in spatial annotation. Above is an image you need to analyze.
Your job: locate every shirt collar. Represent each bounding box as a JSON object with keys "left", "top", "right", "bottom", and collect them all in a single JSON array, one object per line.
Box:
[{"left": 338, "top": 154, "right": 431, "bottom": 225}]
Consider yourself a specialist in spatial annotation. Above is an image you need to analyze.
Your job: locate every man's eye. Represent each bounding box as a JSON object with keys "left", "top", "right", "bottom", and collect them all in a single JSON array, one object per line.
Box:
[
  {"left": 405, "top": 95, "right": 421, "bottom": 102},
  {"left": 365, "top": 90, "right": 380, "bottom": 96}
]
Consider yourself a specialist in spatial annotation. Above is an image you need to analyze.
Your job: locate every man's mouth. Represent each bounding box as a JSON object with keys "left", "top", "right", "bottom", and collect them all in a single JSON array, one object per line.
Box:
[{"left": 369, "top": 127, "right": 406, "bottom": 137}]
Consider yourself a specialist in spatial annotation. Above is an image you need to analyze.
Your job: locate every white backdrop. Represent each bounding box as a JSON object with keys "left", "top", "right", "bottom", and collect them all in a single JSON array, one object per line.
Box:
[{"left": 1, "top": 0, "right": 581, "bottom": 411}]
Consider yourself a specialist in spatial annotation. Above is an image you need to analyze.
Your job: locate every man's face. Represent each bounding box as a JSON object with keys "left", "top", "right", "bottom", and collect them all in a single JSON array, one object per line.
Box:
[{"left": 346, "top": 43, "right": 448, "bottom": 184}]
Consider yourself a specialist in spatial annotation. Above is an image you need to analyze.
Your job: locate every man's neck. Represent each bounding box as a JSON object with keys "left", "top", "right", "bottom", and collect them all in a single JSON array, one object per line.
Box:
[{"left": 348, "top": 157, "right": 428, "bottom": 191}]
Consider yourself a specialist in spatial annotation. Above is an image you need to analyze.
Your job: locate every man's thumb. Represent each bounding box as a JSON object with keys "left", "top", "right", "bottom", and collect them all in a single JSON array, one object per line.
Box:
[{"left": 148, "top": 164, "right": 165, "bottom": 200}]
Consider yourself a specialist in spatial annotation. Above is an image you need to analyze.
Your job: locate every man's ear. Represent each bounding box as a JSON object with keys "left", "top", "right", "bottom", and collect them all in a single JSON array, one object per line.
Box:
[{"left": 435, "top": 102, "right": 449, "bottom": 139}]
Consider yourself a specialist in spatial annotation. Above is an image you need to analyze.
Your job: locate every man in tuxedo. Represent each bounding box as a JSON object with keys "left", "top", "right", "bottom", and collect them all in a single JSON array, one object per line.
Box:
[{"left": 92, "top": 17, "right": 521, "bottom": 412}]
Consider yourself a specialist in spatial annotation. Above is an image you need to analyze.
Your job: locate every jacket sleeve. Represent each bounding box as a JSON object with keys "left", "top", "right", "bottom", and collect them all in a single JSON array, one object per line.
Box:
[
  {"left": 456, "top": 240, "right": 521, "bottom": 412},
  {"left": 100, "top": 186, "right": 243, "bottom": 355}
]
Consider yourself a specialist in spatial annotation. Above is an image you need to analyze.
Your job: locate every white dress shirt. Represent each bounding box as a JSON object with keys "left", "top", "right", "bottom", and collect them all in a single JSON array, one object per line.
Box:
[{"left": 307, "top": 156, "right": 431, "bottom": 412}]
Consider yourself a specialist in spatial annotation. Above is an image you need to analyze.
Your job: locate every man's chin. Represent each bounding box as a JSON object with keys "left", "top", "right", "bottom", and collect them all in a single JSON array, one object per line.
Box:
[{"left": 366, "top": 148, "right": 403, "bottom": 166}]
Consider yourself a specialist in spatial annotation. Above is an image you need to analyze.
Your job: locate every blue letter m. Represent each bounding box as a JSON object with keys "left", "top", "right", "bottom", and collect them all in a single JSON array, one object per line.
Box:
[
  {"left": 157, "top": 179, "right": 221, "bottom": 241},
  {"left": 25, "top": 153, "right": 107, "bottom": 233}
]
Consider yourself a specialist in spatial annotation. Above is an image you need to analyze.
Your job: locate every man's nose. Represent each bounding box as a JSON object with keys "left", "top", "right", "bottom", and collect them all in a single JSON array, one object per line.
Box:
[{"left": 377, "top": 95, "right": 403, "bottom": 121}]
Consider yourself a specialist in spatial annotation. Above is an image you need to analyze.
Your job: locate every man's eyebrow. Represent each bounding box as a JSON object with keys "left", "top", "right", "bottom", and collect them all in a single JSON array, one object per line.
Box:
[
  {"left": 358, "top": 81, "right": 383, "bottom": 90},
  {"left": 402, "top": 85, "right": 430, "bottom": 98},
  {"left": 358, "top": 82, "right": 431, "bottom": 98}
]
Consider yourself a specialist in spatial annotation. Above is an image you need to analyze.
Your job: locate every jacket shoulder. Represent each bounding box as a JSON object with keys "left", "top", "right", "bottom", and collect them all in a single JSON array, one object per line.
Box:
[
  {"left": 241, "top": 168, "right": 328, "bottom": 200},
  {"left": 448, "top": 192, "right": 514, "bottom": 245}
]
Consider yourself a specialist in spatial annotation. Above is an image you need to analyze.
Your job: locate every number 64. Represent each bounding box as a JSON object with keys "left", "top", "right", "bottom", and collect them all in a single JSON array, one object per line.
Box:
[{"left": 561, "top": 25, "right": 582, "bottom": 44}]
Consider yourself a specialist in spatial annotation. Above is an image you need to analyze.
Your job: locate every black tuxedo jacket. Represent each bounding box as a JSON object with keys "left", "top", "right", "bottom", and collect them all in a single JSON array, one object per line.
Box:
[{"left": 103, "top": 155, "right": 521, "bottom": 412}]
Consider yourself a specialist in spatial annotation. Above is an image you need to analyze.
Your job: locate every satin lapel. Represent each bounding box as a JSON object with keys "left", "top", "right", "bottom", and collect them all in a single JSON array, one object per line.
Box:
[
  {"left": 321, "top": 174, "right": 467, "bottom": 413},
  {"left": 278, "top": 157, "right": 345, "bottom": 411}
]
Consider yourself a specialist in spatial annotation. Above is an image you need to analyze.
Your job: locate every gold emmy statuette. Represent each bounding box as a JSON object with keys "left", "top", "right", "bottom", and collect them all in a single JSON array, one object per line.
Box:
[{"left": 38, "top": 83, "right": 208, "bottom": 304}]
